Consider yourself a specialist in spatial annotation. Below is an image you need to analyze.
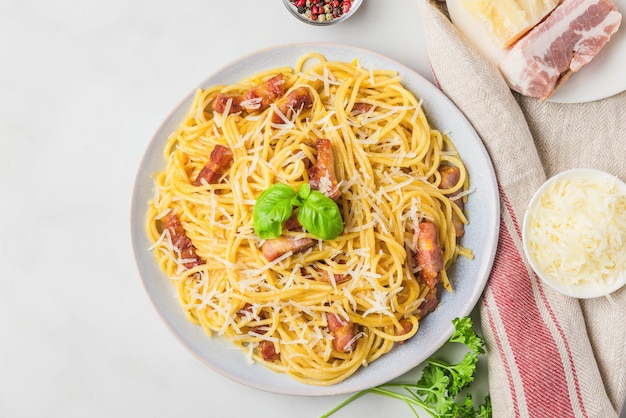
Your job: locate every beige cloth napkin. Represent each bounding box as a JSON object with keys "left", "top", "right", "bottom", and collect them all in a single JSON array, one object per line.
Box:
[{"left": 418, "top": 2, "right": 626, "bottom": 417}]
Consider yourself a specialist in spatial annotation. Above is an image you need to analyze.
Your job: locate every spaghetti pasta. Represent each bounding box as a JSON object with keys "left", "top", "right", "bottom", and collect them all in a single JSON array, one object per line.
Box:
[{"left": 146, "top": 53, "right": 471, "bottom": 385}]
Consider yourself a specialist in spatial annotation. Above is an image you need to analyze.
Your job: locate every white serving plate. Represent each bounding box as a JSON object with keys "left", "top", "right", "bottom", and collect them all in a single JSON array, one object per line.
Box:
[{"left": 130, "top": 43, "right": 500, "bottom": 396}]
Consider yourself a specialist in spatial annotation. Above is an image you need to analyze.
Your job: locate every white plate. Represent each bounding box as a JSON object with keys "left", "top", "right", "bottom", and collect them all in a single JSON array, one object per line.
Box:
[
  {"left": 130, "top": 43, "right": 500, "bottom": 396},
  {"left": 447, "top": 0, "right": 626, "bottom": 103}
]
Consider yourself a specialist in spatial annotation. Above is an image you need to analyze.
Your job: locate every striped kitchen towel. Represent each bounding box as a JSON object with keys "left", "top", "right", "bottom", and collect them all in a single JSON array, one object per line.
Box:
[{"left": 417, "top": 1, "right": 626, "bottom": 417}]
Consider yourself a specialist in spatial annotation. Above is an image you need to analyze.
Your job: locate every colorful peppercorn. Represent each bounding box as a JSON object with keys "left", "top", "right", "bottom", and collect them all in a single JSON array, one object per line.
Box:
[{"left": 288, "top": 0, "right": 353, "bottom": 23}]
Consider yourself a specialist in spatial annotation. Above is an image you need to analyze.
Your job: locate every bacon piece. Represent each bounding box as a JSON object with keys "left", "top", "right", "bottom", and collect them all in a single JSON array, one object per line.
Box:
[
  {"left": 162, "top": 213, "right": 204, "bottom": 269},
  {"left": 194, "top": 145, "right": 233, "bottom": 186},
  {"left": 416, "top": 222, "right": 444, "bottom": 288},
  {"left": 211, "top": 74, "right": 284, "bottom": 115},
  {"left": 243, "top": 74, "right": 285, "bottom": 111},
  {"left": 396, "top": 319, "right": 414, "bottom": 345},
  {"left": 350, "top": 102, "right": 373, "bottom": 115},
  {"left": 211, "top": 93, "right": 244, "bottom": 115},
  {"left": 416, "top": 287, "right": 440, "bottom": 319},
  {"left": 258, "top": 340, "right": 280, "bottom": 362},
  {"left": 261, "top": 236, "right": 315, "bottom": 261},
  {"left": 271, "top": 86, "right": 313, "bottom": 124},
  {"left": 308, "top": 139, "right": 341, "bottom": 200},
  {"left": 307, "top": 260, "right": 350, "bottom": 284},
  {"left": 250, "top": 324, "right": 280, "bottom": 362},
  {"left": 439, "top": 165, "right": 465, "bottom": 238},
  {"left": 499, "top": 0, "right": 622, "bottom": 100},
  {"left": 238, "top": 303, "right": 254, "bottom": 317},
  {"left": 282, "top": 212, "right": 303, "bottom": 232},
  {"left": 318, "top": 271, "right": 349, "bottom": 285},
  {"left": 327, "top": 313, "right": 357, "bottom": 353},
  {"left": 439, "top": 166, "right": 462, "bottom": 196}
]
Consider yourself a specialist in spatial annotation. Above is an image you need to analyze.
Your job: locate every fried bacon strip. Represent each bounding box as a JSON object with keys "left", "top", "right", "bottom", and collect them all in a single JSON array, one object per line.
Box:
[
  {"left": 308, "top": 138, "right": 341, "bottom": 200},
  {"left": 313, "top": 259, "right": 349, "bottom": 284},
  {"left": 271, "top": 86, "right": 313, "bottom": 124},
  {"left": 193, "top": 145, "right": 233, "bottom": 186},
  {"left": 416, "top": 221, "right": 444, "bottom": 289},
  {"left": 416, "top": 287, "right": 440, "bottom": 319},
  {"left": 439, "top": 165, "right": 465, "bottom": 238},
  {"left": 240, "top": 307, "right": 281, "bottom": 362},
  {"left": 350, "top": 102, "right": 373, "bottom": 115},
  {"left": 396, "top": 319, "right": 414, "bottom": 345},
  {"left": 258, "top": 340, "right": 280, "bottom": 362},
  {"left": 261, "top": 236, "right": 315, "bottom": 262},
  {"left": 319, "top": 271, "right": 349, "bottom": 285},
  {"left": 238, "top": 303, "right": 254, "bottom": 317},
  {"left": 211, "top": 74, "right": 285, "bottom": 115},
  {"left": 251, "top": 325, "right": 280, "bottom": 362},
  {"left": 300, "top": 265, "right": 348, "bottom": 285},
  {"left": 243, "top": 73, "right": 285, "bottom": 111},
  {"left": 162, "top": 213, "right": 204, "bottom": 269},
  {"left": 211, "top": 93, "right": 244, "bottom": 114},
  {"left": 327, "top": 313, "right": 357, "bottom": 353},
  {"left": 282, "top": 212, "right": 303, "bottom": 232}
]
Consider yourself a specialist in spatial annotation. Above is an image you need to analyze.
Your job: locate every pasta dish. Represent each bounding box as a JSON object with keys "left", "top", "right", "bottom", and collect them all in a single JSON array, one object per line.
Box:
[{"left": 146, "top": 53, "right": 471, "bottom": 385}]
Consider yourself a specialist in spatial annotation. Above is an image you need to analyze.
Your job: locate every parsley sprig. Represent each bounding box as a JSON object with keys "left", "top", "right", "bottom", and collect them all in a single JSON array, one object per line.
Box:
[{"left": 321, "top": 317, "right": 492, "bottom": 418}]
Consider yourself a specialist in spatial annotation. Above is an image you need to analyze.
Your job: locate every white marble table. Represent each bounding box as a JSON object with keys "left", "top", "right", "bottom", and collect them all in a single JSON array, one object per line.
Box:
[
  {"left": 0, "top": 2, "right": 441, "bottom": 416},
  {"left": 6, "top": 1, "right": 618, "bottom": 417}
]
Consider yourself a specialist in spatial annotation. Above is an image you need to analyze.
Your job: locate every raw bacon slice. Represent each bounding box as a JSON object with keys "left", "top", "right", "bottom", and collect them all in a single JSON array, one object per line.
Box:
[{"left": 499, "top": 0, "right": 622, "bottom": 100}]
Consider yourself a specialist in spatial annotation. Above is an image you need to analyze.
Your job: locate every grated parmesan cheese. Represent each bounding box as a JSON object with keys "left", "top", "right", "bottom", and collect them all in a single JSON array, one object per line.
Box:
[
  {"left": 317, "top": 173, "right": 334, "bottom": 197},
  {"left": 524, "top": 170, "right": 626, "bottom": 294},
  {"left": 240, "top": 97, "right": 262, "bottom": 110}
]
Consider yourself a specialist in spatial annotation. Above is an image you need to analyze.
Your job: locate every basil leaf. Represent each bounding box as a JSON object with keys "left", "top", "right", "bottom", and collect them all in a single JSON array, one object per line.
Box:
[
  {"left": 297, "top": 183, "right": 312, "bottom": 201},
  {"left": 253, "top": 182, "right": 344, "bottom": 241},
  {"left": 253, "top": 183, "right": 297, "bottom": 239},
  {"left": 297, "top": 189, "right": 344, "bottom": 240}
]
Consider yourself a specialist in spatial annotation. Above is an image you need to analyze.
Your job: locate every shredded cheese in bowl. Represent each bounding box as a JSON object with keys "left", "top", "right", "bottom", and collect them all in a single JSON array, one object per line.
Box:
[{"left": 522, "top": 168, "right": 626, "bottom": 299}]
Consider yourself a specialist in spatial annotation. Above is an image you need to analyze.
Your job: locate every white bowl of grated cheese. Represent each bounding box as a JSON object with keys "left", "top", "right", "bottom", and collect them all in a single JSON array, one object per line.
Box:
[{"left": 522, "top": 168, "right": 626, "bottom": 299}]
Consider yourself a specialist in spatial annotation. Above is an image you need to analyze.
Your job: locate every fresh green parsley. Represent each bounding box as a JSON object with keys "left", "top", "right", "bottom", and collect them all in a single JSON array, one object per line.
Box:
[{"left": 321, "top": 316, "right": 492, "bottom": 418}]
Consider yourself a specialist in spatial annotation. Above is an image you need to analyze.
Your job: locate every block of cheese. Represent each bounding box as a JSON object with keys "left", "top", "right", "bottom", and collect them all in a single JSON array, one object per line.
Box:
[{"left": 461, "top": 0, "right": 561, "bottom": 48}]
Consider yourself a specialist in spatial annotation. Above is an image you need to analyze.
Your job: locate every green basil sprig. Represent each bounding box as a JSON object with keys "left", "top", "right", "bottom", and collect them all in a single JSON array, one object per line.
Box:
[{"left": 253, "top": 183, "right": 343, "bottom": 240}]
